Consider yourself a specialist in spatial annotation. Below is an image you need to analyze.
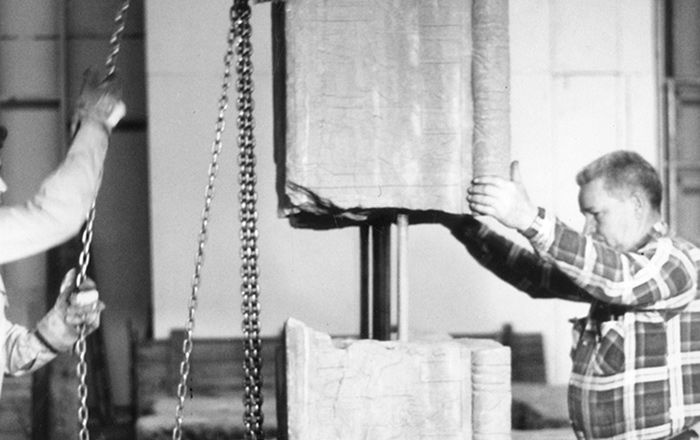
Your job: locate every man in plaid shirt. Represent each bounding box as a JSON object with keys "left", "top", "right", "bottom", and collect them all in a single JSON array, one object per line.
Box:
[{"left": 448, "top": 151, "right": 700, "bottom": 439}]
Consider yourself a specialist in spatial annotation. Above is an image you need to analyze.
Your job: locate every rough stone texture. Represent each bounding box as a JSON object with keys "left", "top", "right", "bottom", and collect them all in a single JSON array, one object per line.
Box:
[
  {"left": 275, "top": 0, "right": 510, "bottom": 219},
  {"left": 283, "top": 318, "right": 510, "bottom": 440}
]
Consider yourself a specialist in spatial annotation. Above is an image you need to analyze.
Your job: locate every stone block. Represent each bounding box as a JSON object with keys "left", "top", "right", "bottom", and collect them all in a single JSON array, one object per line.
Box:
[
  {"left": 282, "top": 318, "right": 511, "bottom": 440},
  {"left": 274, "top": 0, "right": 510, "bottom": 219}
]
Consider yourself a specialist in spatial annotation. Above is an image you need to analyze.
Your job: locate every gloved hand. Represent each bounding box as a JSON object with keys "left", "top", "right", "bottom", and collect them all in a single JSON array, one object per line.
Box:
[
  {"left": 35, "top": 268, "right": 106, "bottom": 353},
  {"left": 71, "top": 67, "right": 126, "bottom": 135}
]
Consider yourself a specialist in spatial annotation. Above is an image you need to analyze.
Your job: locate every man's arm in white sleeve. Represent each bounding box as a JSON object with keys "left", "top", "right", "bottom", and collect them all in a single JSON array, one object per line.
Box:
[{"left": 0, "top": 120, "right": 109, "bottom": 264}]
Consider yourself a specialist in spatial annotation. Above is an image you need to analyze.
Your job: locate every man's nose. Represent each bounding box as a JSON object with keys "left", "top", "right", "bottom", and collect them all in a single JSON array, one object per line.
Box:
[{"left": 0, "top": 177, "right": 7, "bottom": 194}]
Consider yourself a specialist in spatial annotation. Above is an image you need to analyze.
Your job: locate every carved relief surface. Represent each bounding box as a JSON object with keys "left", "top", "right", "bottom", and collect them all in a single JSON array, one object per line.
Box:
[
  {"left": 283, "top": 318, "right": 511, "bottom": 440},
  {"left": 274, "top": 0, "right": 510, "bottom": 220}
]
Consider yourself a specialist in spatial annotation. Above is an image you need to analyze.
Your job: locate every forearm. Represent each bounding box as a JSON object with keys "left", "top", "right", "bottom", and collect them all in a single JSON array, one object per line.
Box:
[
  {"left": 449, "top": 217, "right": 590, "bottom": 302},
  {"left": 3, "top": 323, "right": 58, "bottom": 376},
  {"left": 0, "top": 120, "right": 108, "bottom": 264},
  {"left": 528, "top": 209, "right": 697, "bottom": 309}
]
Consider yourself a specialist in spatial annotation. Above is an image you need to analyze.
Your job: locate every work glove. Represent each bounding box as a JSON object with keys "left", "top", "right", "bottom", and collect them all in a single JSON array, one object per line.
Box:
[
  {"left": 71, "top": 67, "right": 126, "bottom": 136},
  {"left": 35, "top": 268, "right": 106, "bottom": 353}
]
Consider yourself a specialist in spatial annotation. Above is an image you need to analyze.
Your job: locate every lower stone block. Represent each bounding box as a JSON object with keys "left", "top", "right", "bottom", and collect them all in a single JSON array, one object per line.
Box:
[{"left": 282, "top": 318, "right": 511, "bottom": 440}]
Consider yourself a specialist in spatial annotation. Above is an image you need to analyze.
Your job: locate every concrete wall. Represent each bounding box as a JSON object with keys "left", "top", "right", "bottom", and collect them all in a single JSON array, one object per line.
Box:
[{"left": 146, "top": 0, "right": 659, "bottom": 385}]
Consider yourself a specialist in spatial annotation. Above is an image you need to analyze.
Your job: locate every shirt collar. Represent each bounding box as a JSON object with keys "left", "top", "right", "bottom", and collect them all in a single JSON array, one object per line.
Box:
[{"left": 635, "top": 221, "right": 668, "bottom": 251}]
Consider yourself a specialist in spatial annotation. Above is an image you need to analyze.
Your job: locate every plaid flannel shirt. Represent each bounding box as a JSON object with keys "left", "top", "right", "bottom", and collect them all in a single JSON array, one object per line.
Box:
[{"left": 450, "top": 210, "right": 700, "bottom": 440}]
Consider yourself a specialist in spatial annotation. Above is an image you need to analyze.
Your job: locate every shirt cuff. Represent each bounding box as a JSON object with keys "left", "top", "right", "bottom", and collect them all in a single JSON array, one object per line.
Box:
[
  {"left": 521, "top": 207, "right": 545, "bottom": 238},
  {"left": 78, "top": 117, "right": 112, "bottom": 137},
  {"left": 33, "top": 329, "right": 60, "bottom": 354},
  {"left": 521, "top": 207, "right": 556, "bottom": 253},
  {"left": 35, "top": 308, "right": 79, "bottom": 353}
]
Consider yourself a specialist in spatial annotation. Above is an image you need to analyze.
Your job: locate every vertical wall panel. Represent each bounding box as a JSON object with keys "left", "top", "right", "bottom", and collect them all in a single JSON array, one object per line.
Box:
[
  {"left": 0, "top": 1, "right": 57, "bottom": 36},
  {"left": 0, "top": 41, "right": 61, "bottom": 98},
  {"left": 0, "top": 4, "right": 62, "bottom": 331},
  {"left": 671, "top": 0, "right": 700, "bottom": 77}
]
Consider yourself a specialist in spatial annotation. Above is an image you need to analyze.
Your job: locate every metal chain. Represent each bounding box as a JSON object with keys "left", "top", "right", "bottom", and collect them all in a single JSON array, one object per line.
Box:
[
  {"left": 105, "top": 0, "right": 130, "bottom": 79},
  {"left": 75, "top": 2, "right": 130, "bottom": 439},
  {"left": 171, "top": 6, "right": 238, "bottom": 440},
  {"left": 76, "top": 201, "right": 97, "bottom": 440},
  {"left": 233, "top": 1, "right": 265, "bottom": 439}
]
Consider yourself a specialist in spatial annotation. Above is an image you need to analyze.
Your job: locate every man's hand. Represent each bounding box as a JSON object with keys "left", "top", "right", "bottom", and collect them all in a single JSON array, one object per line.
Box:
[
  {"left": 36, "top": 268, "right": 106, "bottom": 352},
  {"left": 467, "top": 161, "right": 539, "bottom": 232},
  {"left": 61, "top": 268, "right": 105, "bottom": 334},
  {"left": 72, "top": 67, "right": 126, "bottom": 135}
]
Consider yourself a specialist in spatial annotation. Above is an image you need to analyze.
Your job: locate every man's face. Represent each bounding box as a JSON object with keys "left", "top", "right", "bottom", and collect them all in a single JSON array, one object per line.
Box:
[{"left": 578, "top": 177, "right": 641, "bottom": 251}]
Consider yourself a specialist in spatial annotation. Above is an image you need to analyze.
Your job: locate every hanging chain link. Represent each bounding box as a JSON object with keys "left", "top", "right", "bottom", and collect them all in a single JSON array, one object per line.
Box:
[
  {"left": 233, "top": 1, "right": 265, "bottom": 438},
  {"left": 76, "top": 201, "right": 97, "bottom": 440},
  {"left": 105, "top": 0, "right": 130, "bottom": 79},
  {"left": 171, "top": 5, "right": 238, "bottom": 440},
  {"left": 75, "top": 2, "right": 130, "bottom": 440}
]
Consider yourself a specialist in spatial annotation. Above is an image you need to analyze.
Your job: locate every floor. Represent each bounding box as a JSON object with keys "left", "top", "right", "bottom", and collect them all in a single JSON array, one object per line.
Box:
[{"left": 89, "top": 409, "right": 135, "bottom": 440}]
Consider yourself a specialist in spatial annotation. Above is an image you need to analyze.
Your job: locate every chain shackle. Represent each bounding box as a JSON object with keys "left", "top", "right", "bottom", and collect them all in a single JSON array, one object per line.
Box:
[
  {"left": 232, "top": 1, "right": 265, "bottom": 439},
  {"left": 74, "top": 1, "right": 131, "bottom": 439},
  {"left": 170, "top": 6, "right": 238, "bottom": 440}
]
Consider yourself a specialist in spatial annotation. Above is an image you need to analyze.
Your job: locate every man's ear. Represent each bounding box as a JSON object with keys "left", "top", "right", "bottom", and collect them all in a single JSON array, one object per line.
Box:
[{"left": 630, "top": 190, "right": 647, "bottom": 216}]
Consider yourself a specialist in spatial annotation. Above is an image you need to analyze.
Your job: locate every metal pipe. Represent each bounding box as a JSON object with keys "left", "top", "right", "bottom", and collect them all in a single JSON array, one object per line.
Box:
[
  {"left": 359, "top": 224, "right": 371, "bottom": 339},
  {"left": 396, "top": 214, "right": 409, "bottom": 342},
  {"left": 371, "top": 222, "right": 392, "bottom": 341}
]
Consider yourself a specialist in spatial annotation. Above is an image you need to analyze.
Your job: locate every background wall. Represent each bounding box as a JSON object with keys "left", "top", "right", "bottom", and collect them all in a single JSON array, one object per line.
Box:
[{"left": 146, "top": 0, "right": 658, "bottom": 385}]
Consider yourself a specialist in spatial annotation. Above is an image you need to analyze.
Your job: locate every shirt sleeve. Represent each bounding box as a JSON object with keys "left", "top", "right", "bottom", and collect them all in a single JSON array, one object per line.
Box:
[
  {"left": 3, "top": 321, "right": 58, "bottom": 376},
  {"left": 449, "top": 216, "right": 593, "bottom": 302},
  {"left": 0, "top": 120, "right": 109, "bottom": 265},
  {"left": 527, "top": 209, "right": 698, "bottom": 309}
]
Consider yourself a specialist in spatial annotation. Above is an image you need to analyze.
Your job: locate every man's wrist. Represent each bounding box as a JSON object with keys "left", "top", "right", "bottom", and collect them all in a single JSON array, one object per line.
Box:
[
  {"left": 80, "top": 116, "right": 112, "bottom": 136},
  {"left": 33, "top": 330, "right": 60, "bottom": 354},
  {"left": 35, "top": 308, "right": 79, "bottom": 353},
  {"left": 520, "top": 206, "right": 545, "bottom": 239}
]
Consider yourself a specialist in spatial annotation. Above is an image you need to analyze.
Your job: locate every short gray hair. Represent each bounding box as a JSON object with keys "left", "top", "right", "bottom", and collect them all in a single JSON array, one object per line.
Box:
[{"left": 575, "top": 150, "right": 662, "bottom": 212}]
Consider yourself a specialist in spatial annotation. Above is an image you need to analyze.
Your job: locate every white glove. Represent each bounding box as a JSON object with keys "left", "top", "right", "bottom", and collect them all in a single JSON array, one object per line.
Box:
[
  {"left": 72, "top": 67, "right": 126, "bottom": 135},
  {"left": 35, "top": 268, "right": 106, "bottom": 352}
]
